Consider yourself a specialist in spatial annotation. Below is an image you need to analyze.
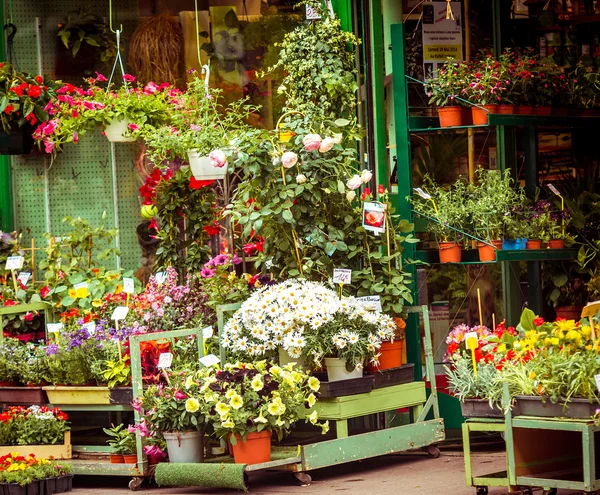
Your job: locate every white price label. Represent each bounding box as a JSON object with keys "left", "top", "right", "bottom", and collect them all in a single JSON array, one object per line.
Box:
[
  {"left": 5, "top": 256, "right": 24, "bottom": 271},
  {"left": 123, "top": 277, "right": 135, "bottom": 294},
  {"left": 83, "top": 322, "right": 96, "bottom": 335},
  {"left": 155, "top": 272, "right": 167, "bottom": 285},
  {"left": 111, "top": 306, "right": 129, "bottom": 321},
  {"left": 157, "top": 352, "right": 173, "bottom": 369},
  {"left": 199, "top": 354, "right": 221, "bottom": 367},
  {"left": 595, "top": 374, "right": 600, "bottom": 393},
  {"left": 357, "top": 295, "right": 382, "bottom": 313},
  {"left": 547, "top": 183, "right": 560, "bottom": 196},
  {"left": 17, "top": 272, "right": 31, "bottom": 285},
  {"left": 47, "top": 323, "right": 64, "bottom": 334},
  {"left": 413, "top": 187, "right": 432, "bottom": 200},
  {"left": 305, "top": 5, "right": 322, "bottom": 19},
  {"left": 464, "top": 332, "right": 479, "bottom": 348},
  {"left": 202, "top": 327, "right": 214, "bottom": 340},
  {"left": 333, "top": 269, "right": 352, "bottom": 285},
  {"left": 74, "top": 281, "right": 88, "bottom": 290}
]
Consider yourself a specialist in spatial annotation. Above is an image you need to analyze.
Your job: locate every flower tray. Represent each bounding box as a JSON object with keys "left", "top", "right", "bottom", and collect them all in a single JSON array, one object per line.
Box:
[
  {"left": 0, "top": 431, "right": 71, "bottom": 460},
  {"left": 0, "top": 386, "right": 48, "bottom": 405},
  {"left": 370, "top": 364, "right": 414, "bottom": 389},
  {"left": 513, "top": 395, "right": 599, "bottom": 419},
  {"left": 42, "top": 386, "right": 110, "bottom": 405},
  {"left": 316, "top": 376, "right": 374, "bottom": 398},
  {"left": 460, "top": 399, "right": 503, "bottom": 418},
  {"left": 109, "top": 387, "right": 133, "bottom": 404}
]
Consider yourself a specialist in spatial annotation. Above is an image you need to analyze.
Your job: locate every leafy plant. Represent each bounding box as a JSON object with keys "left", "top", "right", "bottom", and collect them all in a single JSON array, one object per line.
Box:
[
  {"left": 102, "top": 358, "right": 131, "bottom": 388},
  {"left": 57, "top": 10, "right": 117, "bottom": 62},
  {"left": 103, "top": 424, "right": 136, "bottom": 455}
]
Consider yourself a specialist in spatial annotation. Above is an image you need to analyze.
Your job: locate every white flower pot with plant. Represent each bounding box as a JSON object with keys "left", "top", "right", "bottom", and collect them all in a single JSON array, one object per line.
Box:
[
  {"left": 105, "top": 116, "right": 135, "bottom": 143},
  {"left": 162, "top": 431, "right": 204, "bottom": 463},
  {"left": 188, "top": 149, "right": 227, "bottom": 180},
  {"left": 324, "top": 358, "right": 362, "bottom": 381}
]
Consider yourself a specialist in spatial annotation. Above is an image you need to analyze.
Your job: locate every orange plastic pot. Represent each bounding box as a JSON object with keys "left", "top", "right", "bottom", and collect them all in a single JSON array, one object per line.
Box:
[
  {"left": 534, "top": 106, "right": 552, "bottom": 116},
  {"left": 477, "top": 240, "right": 502, "bottom": 262},
  {"left": 375, "top": 340, "right": 404, "bottom": 370},
  {"left": 437, "top": 107, "right": 463, "bottom": 127},
  {"left": 526, "top": 239, "right": 542, "bottom": 250},
  {"left": 547, "top": 239, "right": 564, "bottom": 249},
  {"left": 516, "top": 105, "right": 533, "bottom": 115},
  {"left": 123, "top": 454, "right": 138, "bottom": 464},
  {"left": 438, "top": 242, "right": 462, "bottom": 263},
  {"left": 230, "top": 431, "right": 272, "bottom": 465},
  {"left": 497, "top": 104, "right": 514, "bottom": 114},
  {"left": 472, "top": 105, "right": 497, "bottom": 125},
  {"left": 110, "top": 454, "right": 124, "bottom": 464}
]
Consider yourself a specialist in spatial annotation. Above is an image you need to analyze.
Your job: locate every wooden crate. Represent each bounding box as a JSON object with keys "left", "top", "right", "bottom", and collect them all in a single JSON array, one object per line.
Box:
[
  {"left": 0, "top": 431, "right": 72, "bottom": 459},
  {"left": 42, "top": 386, "right": 110, "bottom": 405}
]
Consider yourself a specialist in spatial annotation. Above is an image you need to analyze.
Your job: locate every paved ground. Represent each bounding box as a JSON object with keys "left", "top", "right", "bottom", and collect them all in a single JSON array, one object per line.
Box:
[{"left": 70, "top": 451, "right": 529, "bottom": 494}]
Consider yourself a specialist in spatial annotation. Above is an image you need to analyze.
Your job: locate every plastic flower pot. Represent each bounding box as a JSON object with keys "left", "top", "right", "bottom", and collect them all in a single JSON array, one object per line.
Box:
[
  {"left": 373, "top": 340, "right": 403, "bottom": 370},
  {"left": 66, "top": 475, "right": 73, "bottom": 492},
  {"left": 6, "top": 483, "right": 26, "bottom": 495},
  {"left": 324, "top": 357, "right": 363, "bottom": 382},
  {"left": 55, "top": 476, "right": 67, "bottom": 493},
  {"left": 26, "top": 480, "right": 40, "bottom": 495},
  {"left": 526, "top": 239, "right": 542, "bottom": 249},
  {"left": 187, "top": 150, "right": 227, "bottom": 180},
  {"left": 497, "top": 104, "right": 514, "bottom": 114},
  {"left": 477, "top": 240, "right": 502, "bottom": 262},
  {"left": 438, "top": 242, "right": 461, "bottom": 263},
  {"left": 533, "top": 106, "right": 552, "bottom": 116},
  {"left": 516, "top": 105, "right": 533, "bottom": 115},
  {"left": 104, "top": 117, "right": 135, "bottom": 143},
  {"left": 123, "top": 454, "right": 138, "bottom": 464},
  {"left": 45, "top": 478, "right": 57, "bottom": 495},
  {"left": 163, "top": 431, "right": 204, "bottom": 463},
  {"left": 230, "top": 431, "right": 272, "bottom": 465},
  {"left": 547, "top": 239, "right": 564, "bottom": 249},
  {"left": 516, "top": 238, "right": 528, "bottom": 250},
  {"left": 555, "top": 305, "right": 583, "bottom": 320},
  {"left": 437, "top": 106, "right": 463, "bottom": 127},
  {"left": 471, "top": 105, "right": 497, "bottom": 125},
  {"left": 110, "top": 454, "right": 124, "bottom": 464},
  {"left": 502, "top": 238, "right": 518, "bottom": 250}
]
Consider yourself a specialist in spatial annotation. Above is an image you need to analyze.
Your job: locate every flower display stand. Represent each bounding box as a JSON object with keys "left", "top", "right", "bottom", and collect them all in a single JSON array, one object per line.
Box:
[
  {"left": 0, "top": 386, "right": 48, "bottom": 405},
  {"left": 0, "top": 302, "right": 53, "bottom": 342},
  {"left": 0, "top": 431, "right": 72, "bottom": 460},
  {"left": 43, "top": 386, "right": 111, "bottom": 405}
]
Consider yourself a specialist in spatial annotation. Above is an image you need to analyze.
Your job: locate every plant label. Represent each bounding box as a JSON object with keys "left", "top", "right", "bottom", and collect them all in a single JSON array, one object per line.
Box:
[
  {"left": 111, "top": 306, "right": 129, "bottom": 321},
  {"left": 465, "top": 332, "right": 479, "bottom": 350},
  {"left": 362, "top": 202, "right": 386, "bottom": 234},
  {"left": 333, "top": 269, "right": 352, "bottom": 285},
  {"left": 413, "top": 187, "right": 432, "bottom": 200},
  {"left": 357, "top": 295, "right": 382, "bottom": 313},
  {"left": 305, "top": 5, "right": 322, "bottom": 19},
  {"left": 157, "top": 352, "right": 173, "bottom": 370},
  {"left": 123, "top": 277, "right": 135, "bottom": 294},
  {"left": 547, "top": 183, "right": 560, "bottom": 196},
  {"left": 84, "top": 322, "right": 96, "bottom": 335},
  {"left": 47, "top": 323, "right": 64, "bottom": 334},
  {"left": 5, "top": 256, "right": 24, "bottom": 271},
  {"left": 595, "top": 374, "right": 600, "bottom": 393},
  {"left": 202, "top": 327, "right": 214, "bottom": 340},
  {"left": 155, "top": 272, "right": 167, "bottom": 285},
  {"left": 17, "top": 272, "right": 31, "bottom": 285},
  {"left": 199, "top": 354, "right": 221, "bottom": 367}
]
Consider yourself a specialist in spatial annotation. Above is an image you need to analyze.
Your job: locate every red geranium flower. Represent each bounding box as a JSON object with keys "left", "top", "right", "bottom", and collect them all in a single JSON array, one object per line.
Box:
[
  {"left": 27, "top": 85, "right": 42, "bottom": 99},
  {"left": 190, "top": 177, "right": 215, "bottom": 189},
  {"left": 203, "top": 222, "right": 220, "bottom": 236},
  {"left": 533, "top": 316, "right": 544, "bottom": 326},
  {"left": 378, "top": 184, "right": 385, "bottom": 194}
]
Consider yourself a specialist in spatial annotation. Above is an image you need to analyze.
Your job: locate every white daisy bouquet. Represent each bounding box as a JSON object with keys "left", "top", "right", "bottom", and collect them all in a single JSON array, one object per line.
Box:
[
  {"left": 221, "top": 279, "right": 397, "bottom": 369},
  {"left": 190, "top": 360, "right": 327, "bottom": 442}
]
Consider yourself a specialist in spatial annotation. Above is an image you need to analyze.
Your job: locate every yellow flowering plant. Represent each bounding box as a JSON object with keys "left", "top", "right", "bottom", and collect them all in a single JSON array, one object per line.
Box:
[{"left": 189, "top": 361, "right": 327, "bottom": 443}]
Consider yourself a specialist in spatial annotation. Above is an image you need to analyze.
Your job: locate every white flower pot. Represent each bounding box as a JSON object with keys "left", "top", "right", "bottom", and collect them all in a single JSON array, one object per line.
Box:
[
  {"left": 163, "top": 431, "right": 204, "bottom": 463},
  {"left": 324, "top": 357, "right": 362, "bottom": 382},
  {"left": 104, "top": 117, "right": 135, "bottom": 143},
  {"left": 278, "top": 348, "right": 307, "bottom": 368},
  {"left": 188, "top": 150, "right": 227, "bottom": 180}
]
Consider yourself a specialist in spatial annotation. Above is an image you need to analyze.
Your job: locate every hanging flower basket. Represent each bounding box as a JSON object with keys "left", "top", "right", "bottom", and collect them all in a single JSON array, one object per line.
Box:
[
  {"left": 188, "top": 150, "right": 227, "bottom": 180},
  {"left": 104, "top": 117, "right": 135, "bottom": 143},
  {"left": 0, "top": 126, "right": 34, "bottom": 155}
]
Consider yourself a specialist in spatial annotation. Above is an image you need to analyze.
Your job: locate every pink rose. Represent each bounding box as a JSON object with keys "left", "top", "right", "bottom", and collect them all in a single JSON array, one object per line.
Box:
[
  {"left": 302, "top": 133, "right": 322, "bottom": 151},
  {"left": 346, "top": 175, "right": 362, "bottom": 190},
  {"left": 143, "top": 82, "right": 159, "bottom": 94},
  {"left": 361, "top": 169, "right": 373, "bottom": 183},
  {"left": 319, "top": 137, "right": 336, "bottom": 153},
  {"left": 281, "top": 151, "right": 298, "bottom": 169},
  {"left": 209, "top": 149, "right": 227, "bottom": 168}
]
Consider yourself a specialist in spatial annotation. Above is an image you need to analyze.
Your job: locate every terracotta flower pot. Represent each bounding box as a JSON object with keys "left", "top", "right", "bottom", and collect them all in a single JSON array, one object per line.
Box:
[
  {"left": 472, "top": 105, "right": 497, "bottom": 125},
  {"left": 110, "top": 454, "right": 124, "bottom": 464},
  {"left": 373, "top": 340, "right": 404, "bottom": 371},
  {"left": 438, "top": 242, "right": 462, "bottom": 263},
  {"left": 477, "top": 240, "right": 502, "bottom": 262},
  {"left": 230, "top": 431, "right": 272, "bottom": 465},
  {"left": 553, "top": 107, "right": 569, "bottom": 116},
  {"left": 516, "top": 105, "right": 533, "bottom": 115},
  {"left": 547, "top": 239, "right": 564, "bottom": 249},
  {"left": 437, "top": 106, "right": 463, "bottom": 127},
  {"left": 533, "top": 106, "right": 552, "bottom": 116},
  {"left": 526, "top": 239, "right": 542, "bottom": 250},
  {"left": 497, "top": 104, "right": 514, "bottom": 114},
  {"left": 123, "top": 454, "right": 138, "bottom": 464},
  {"left": 555, "top": 305, "right": 583, "bottom": 320}
]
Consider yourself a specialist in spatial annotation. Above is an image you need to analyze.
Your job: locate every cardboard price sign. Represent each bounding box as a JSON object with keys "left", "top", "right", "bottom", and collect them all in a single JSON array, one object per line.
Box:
[
  {"left": 47, "top": 323, "right": 64, "bottom": 334},
  {"left": 333, "top": 269, "right": 352, "bottom": 285},
  {"left": 111, "top": 306, "right": 129, "bottom": 321},
  {"left": 157, "top": 353, "right": 173, "bottom": 370},
  {"left": 199, "top": 354, "right": 221, "bottom": 367},
  {"left": 5, "top": 256, "right": 24, "bottom": 271},
  {"left": 357, "top": 295, "right": 382, "bottom": 313},
  {"left": 123, "top": 277, "right": 135, "bottom": 294},
  {"left": 17, "top": 272, "right": 31, "bottom": 286}
]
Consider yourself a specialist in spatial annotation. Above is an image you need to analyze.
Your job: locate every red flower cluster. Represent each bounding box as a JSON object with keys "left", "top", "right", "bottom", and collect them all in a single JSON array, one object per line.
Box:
[
  {"left": 189, "top": 177, "right": 215, "bottom": 190},
  {"left": 243, "top": 236, "right": 265, "bottom": 256},
  {"left": 0, "top": 406, "right": 68, "bottom": 424},
  {"left": 59, "top": 308, "right": 79, "bottom": 322},
  {"left": 139, "top": 168, "right": 173, "bottom": 205},
  {"left": 203, "top": 222, "right": 220, "bottom": 236}
]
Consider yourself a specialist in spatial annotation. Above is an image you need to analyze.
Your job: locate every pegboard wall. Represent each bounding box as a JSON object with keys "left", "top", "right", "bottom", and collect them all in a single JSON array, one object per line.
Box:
[{"left": 6, "top": 0, "right": 142, "bottom": 271}]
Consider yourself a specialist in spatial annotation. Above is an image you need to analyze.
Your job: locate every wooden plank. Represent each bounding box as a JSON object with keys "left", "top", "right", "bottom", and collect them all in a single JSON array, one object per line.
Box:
[
  {"left": 244, "top": 456, "right": 302, "bottom": 472},
  {"left": 513, "top": 418, "right": 588, "bottom": 431},
  {"left": 0, "top": 302, "right": 51, "bottom": 315},
  {"left": 0, "top": 431, "right": 71, "bottom": 459},
  {"left": 300, "top": 419, "right": 444, "bottom": 471},
  {"left": 70, "top": 458, "right": 142, "bottom": 477},
  {"left": 314, "top": 381, "right": 426, "bottom": 420}
]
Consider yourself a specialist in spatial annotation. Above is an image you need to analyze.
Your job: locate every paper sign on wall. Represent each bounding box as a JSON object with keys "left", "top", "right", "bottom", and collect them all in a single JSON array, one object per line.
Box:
[
  {"left": 199, "top": 354, "right": 221, "bottom": 367},
  {"left": 422, "top": 2, "right": 463, "bottom": 79},
  {"left": 5, "top": 256, "right": 24, "bottom": 271},
  {"left": 123, "top": 278, "right": 135, "bottom": 294},
  {"left": 357, "top": 295, "right": 383, "bottom": 313},
  {"left": 17, "top": 272, "right": 31, "bottom": 285},
  {"left": 157, "top": 353, "right": 173, "bottom": 370},
  {"left": 333, "top": 269, "right": 352, "bottom": 285},
  {"left": 111, "top": 306, "right": 129, "bottom": 321},
  {"left": 47, "top": 323, "right": 64, "bottom": 333}
]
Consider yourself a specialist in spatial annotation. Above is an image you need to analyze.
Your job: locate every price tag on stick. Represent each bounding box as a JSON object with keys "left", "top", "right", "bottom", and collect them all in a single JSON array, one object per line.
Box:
[
  {"left": 5, "top": 256, "right": 24, "bottom": 271},
  {"left": 123, "top": 277, "right": 135, "bottom": 306},
  {"left": 111, "top": 306, "right": 129, "bottom": 321},
  {"left": 83, "top": 322, "right": 96, "bottom": 335},
  {"left": 47, "top": 323, "right": 64, "bottom": 335},
  {"left": 155, "top": 272, "right": 166, "bottom": 285},
  {"left": 157, "top": 352, "right": 173, "bottom": 370},
  {"left": 333, "top": 269, "right": 352, "bottom": 300},
  {"left": 199, "top": 354, "right": 221, "bottom": 367},
  {"left": 17, "top": 272, "right": 31, "bottom": 286},
  {"left": 465, "top": 331, "right": 479, "bottom": 380}
]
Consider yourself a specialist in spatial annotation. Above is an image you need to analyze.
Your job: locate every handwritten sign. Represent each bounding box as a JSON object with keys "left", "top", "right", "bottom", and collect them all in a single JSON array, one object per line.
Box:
[
  {"left": 157, "top": 352, "right": 173, "bottom": 370},
  {"left": 413, "top": 187, "right": 432, "bottom": 200},
  {"left": 202, "top": 327, "right": 214, "bottom": 340},
  {"left": 465, "top": 332, "right": 479, "bottom": 349},
  {"left": 306, "top": 5, "right": 321, "bottom": 19},
  {"left": 17, "top": 272, "right": 31, "bottom": 285},
  {"left": 47, "top": 323, "right": 64, "bottom": 334},
  {"left": 73, "top": 282, "right": 89, "bottom": 298},
  {"left": 333, "top": 269, "right": 352, "bottom": 285},
  {"left": 199, "top": 354, "right": 221, "bottom": 367},
  {"left": 123, "top": 277, "right": 135, "bottom": 294},
  {"left": 5, "top": 256, "right": 24, "bottom": 271},
  {"left": 357, "top": 295, "right": 382, "bottom": 313},
  {"left": 547, "top": 183, "right": 560, "bottom": 196},
  {"left": 111, "top": 306, "right": 129, "bottom": 321}
]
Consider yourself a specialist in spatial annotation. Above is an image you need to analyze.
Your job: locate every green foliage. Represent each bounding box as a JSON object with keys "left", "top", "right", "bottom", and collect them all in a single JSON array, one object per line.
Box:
[
  {"left": 103, "top": 424, "right": 136, "bottom": 455},
  {"left": 444, "top": 354, "right": 502, "bottom": 406},
  {"left": 14, "top": 344, "right": 48, "bottom": 386},
  {"left": 426, "top": 59, "right": 470, "bottom": 107},
  {"left": 102, "top": 358, "right": 131, "bottom": 388},
  {"left": 0, "top": 339, "right": 21, "bottom": 382},
  {"left": 57, "top": 9, "right": 117, "bottom": 62}
]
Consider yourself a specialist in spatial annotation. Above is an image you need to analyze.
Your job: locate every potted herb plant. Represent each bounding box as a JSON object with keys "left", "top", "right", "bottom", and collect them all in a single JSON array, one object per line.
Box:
[
  {"left": 426, "top": 60, "right": 468, "bottom": 127},
  {"left": 102, "top": 424, "right": 136, "bottom": 464},
  {"left": 525, "top": 200, "right": 566, "bottom": 249},
  {"left": 194, "top": 361, "right": 326, "bottom": 465},
  {"left": 464, "top": 54, "right": 506, "bottom": 125}
]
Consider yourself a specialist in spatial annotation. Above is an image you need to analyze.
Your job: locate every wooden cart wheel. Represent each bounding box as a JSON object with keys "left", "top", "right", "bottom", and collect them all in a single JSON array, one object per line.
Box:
[
  {"left": 425, "top": 445, "right": 440, "bottom": 458},
  {"left": 475, "top": 487, "right": 488, "bottom": 495},
  {"left": 294, "top": 472, "right": 312, "bottom": 486},
  {"left": 128, "top": 477, "right": 144, "bottom": 491},
  {"left": 521, "top": 489, "right": 533, "bottom": 495}
]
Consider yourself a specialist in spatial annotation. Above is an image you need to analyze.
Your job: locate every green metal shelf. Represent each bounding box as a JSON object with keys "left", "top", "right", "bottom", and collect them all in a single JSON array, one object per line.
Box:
[
  {"left": 71, "top": 459, "right": 144, "bottom": 477},
  {"left": 408, "top": 114, "right": 600, "bottom": 133},
  {"left": 415, "top": 248, "right": 578, "bottom": 264}
]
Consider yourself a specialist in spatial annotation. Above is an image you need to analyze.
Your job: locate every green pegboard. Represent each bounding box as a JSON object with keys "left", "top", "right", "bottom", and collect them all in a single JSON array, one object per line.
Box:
[{"left": 7, "top": 0, "right": 142, "bottom": 272}]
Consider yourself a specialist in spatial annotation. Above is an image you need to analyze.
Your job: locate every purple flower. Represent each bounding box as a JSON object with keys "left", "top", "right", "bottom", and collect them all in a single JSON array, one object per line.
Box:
[
  {"left": 213, "top": 254, "right": 229, "bottom": 266},
  {"left": 200, "top": 267, "right": 216, "bottom": 279},
  {"left": 174, "top": 390, "right": 186, "bottom": 400},
  {"left": 231, "top": 254, "right": 242, "bottom": 265},
  {"left": 45, "top": 343, "right": 59, "bottom": 356}
]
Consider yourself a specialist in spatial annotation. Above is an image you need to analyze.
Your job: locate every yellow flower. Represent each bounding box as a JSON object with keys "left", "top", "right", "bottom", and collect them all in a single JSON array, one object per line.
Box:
[
  {"left": 319, "top": 421, "right": 330, "bottom": 434},
  {"left": 275, "top": 418, "right": 285, "bottom": 427},
  {"left": 566, "top": 330, "right": 582, "bottom": 343},
  {"left": 582, "top": 326, "right": 592, "bottom": 338},
  {"left": 68, "top": 289, "right": 78, "bottom": 299},
  {"left": 92, "top": 298, "right": 103, "bottom": 307},
  {"left": 497, "top": 343, "right": 506, "bottom": 353},
  {"left": 308, "top": 410, "right": 319, "bottom": 424},
  {"left": 270, "top": 365, "right": 282, "bottom": 376},
  {"left": 216, "top": 402, "right": 230, "bottom": 417},
  {"left": 222, "top": 417, "right": 235, "bottom": 428},
  {"left": 76, "top": 286, "right": 89, "bottom": 298},
  {"left": 243, "top": 273, "right": 252, "bottom": 282},
  {"left": 228, "top": 272, "right": 237, "bottom": 281},
  {"left": 115, "top": 284, "right": 123, "bottom": 294},
  {"left": 251, "top": 376, "right": 263, "bottom": 392},
  {"left": 185, "top": 376, "right": 195, "bottom": 389},
  {"left": 268, "top": 398, "right": 286, "bottom": 416},
  {"left": 529, "top": 371, "right": 536, "bottom": 380},
  {"left": 555, "top": 319, "right": 576, "bottom": 332},
  {"left": 225, "top": 389, "right": 236, "bottom": 399},
  {"left": 308, "top": 376, "right": 320, "bottom": 392},
  {"left": 306, "top": 393, "right": 316, "bottom": 408},
  {"left": 230, "top": 394, "right": 244, "bottom": 410},
  {"left": 185, "top": 398, "right": 200, "bottom": 413},
  {"left": 551, "top": 337, "right": 559, "bottom": 346},
  {"left": 254, "top": 413, "right": 268, "bottom": 424}
]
